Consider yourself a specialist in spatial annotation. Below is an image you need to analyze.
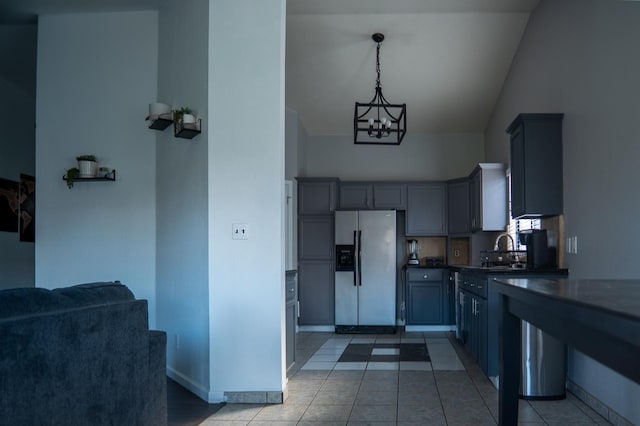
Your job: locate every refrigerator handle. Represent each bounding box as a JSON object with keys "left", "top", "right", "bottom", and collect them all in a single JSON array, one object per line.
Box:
[
  {"left": 352, "top": 230, "right": 357, "bottom": 286},
  {"left": 357, "top": 230, "right": 362, "bottom": 286}
]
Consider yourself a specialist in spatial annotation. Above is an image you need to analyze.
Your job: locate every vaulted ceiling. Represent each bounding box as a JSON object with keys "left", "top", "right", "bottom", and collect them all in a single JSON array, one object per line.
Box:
[
  {"left": 286, "top": 0, "right": 540, "bottom": 136},
  {"left": 1, "top": 0, "right": 540, "bottom": 136}
]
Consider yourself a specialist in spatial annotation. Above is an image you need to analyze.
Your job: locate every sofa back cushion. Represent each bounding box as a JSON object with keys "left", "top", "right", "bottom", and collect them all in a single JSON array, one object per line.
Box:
[{"left": 0, "top": 281, "right": 134, "bottom": 320}]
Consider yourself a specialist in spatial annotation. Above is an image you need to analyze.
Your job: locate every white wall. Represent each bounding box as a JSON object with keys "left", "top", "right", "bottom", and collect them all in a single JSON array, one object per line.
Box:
[
  {"left": 0, "top": 25, "right": 37, "bottom": 289},
  {"left": 35, "top": 12, "right": 159, "bottom": 325},
  {"left": 208, "top": 0, "right": 286, "bottom": 401},
  {"left": 304, "top": 133, "right": 484, "bottom": 180},
  {"left": 156, "top": 0, "right": 211, "bottom": 399},
  {"left": 484, "top": 0, "right": 640, "bottom": 422}
]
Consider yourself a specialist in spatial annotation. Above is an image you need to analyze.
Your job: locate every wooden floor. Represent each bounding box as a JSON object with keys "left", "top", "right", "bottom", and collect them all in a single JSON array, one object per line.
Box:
[{"left": 167, "top": 378, "right": 224, "bottom": 426}]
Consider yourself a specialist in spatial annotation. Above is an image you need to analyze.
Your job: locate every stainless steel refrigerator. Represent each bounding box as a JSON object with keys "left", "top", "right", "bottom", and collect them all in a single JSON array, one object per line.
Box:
[{"left": 334, "top": 210, "right": 397, "bottom": 333}]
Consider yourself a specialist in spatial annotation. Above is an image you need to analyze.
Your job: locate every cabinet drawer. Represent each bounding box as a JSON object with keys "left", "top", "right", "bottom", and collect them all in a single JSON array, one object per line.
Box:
[
  {"left": 459, "top": 274, "right": 487, "bottom": 298},
  {"left": 407, "top": 268, "right": 443, "bottom": 282}
]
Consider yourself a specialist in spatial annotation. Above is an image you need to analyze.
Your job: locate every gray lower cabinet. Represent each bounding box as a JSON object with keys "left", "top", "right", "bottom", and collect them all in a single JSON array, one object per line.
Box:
[
  {"left": 459, "top": 273, "right": 488, "bottom": 374},
  {"left": 406, "top": 268, "right": 445, "bottom": 325},
  {"left": 459, "top": 269, "right": 568, "bottom": 378},
  {"left": 285, "top": 271, "right": 297, "bottom": 372},
  {"left": 298, "top": 260, "right": 334, "bottom": 325},
  {"left": 406, "top": 183, "right": 447, "bottom": 236}
]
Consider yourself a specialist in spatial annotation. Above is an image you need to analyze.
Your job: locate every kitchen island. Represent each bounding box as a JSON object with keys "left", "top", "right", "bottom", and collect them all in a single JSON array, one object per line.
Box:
[
  {"left": 492, "top": 278, "right": 640, "bottom": 425},
  {"left": 451, "top": 266, "right": 568, "bottom": 379}
]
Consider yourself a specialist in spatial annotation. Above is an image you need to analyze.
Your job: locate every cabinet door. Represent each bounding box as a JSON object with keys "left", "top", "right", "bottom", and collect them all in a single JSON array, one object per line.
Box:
[
  {"left": 407, "top": 282, "right": 443, "bottom": 325},
  {"left": 298, "top": 260, "right": 334, "bottom": 325},
  {"left": 286, "top": 301, "right": 296, "bottom": 370},
  {"left": 507, "top": 114, "right": 564, "bottom": 218},
  {"left": 373, "top": 184, "right": 407, "bottom": 209},
  {"left": 339, "top": 184, "right": 373, "bottom": 209},
  {"left": 406, "top": 183, "right": 447, "bottom": 236},
  {"left": 444, "top": 273, "right": 455, "bottom": 325},
  {"left": 447, "top": 179, "right": 470, "bottom": 234},
  {"left": 475, "top": 297, "right": 488, "bottom": 374},
  {"left": 469, "top": 164, "right": 506, "bottom": 232},
  {"left": 298, "top": 180, "right": 337, "bottom": 214},
  {"left": 298, "top": 216, "right": 333, "bottom": 260},
  {"left": 509, "top": 123, "right": 526, "bottom": 218}
]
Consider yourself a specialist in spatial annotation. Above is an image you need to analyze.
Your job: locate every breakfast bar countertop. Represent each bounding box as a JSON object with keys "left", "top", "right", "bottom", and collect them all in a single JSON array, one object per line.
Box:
[
  {"left": 493, "top": 277, "right": 640, "bottom": 321},
  {"left": 491, "top": 277, "right": 640, "bottom": 425}
]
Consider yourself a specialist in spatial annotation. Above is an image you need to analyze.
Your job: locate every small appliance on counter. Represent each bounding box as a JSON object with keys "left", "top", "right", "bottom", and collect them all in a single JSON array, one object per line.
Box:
[
  {"left": 407, "top": 239, "right": 420, "bottom": 266},
  {"left": 423, "top": 256, "right": 445, "bottom": 267},
  {"left": 519, "top": 229, "right": 554, "bottom": 269}
]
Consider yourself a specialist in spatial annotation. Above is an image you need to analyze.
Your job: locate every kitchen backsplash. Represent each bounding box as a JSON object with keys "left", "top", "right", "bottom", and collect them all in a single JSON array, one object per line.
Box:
[{"left": 403, "top": 236, "right": 447, "bottom": 266}]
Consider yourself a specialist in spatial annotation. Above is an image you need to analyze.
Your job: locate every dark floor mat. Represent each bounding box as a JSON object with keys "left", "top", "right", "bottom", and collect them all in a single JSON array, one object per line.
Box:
[{"left": 338, "top": 342, "right": 430, "bottom": 363}]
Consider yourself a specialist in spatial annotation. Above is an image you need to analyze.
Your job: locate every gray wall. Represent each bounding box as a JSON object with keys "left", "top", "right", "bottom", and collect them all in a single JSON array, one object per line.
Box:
[
  {"left": 35, "top": 12, "right": 159, "bottom": 324},
  {"left": 0, "top": 25, "right": 37, "bottom": 289},
  {"left": 304, "top": 133, "right": 484, "bottom": 180},
  {"left": 484, "top": 0, "right": 640, "bottom": 422},
  {"left": 155, "top": 0, "right": 211, "bottom": 400}
]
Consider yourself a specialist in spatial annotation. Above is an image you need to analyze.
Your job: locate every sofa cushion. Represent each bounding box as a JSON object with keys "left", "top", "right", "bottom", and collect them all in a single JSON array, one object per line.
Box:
[{"left": 0, "top": 281, "right": 134, "bottom": 320}]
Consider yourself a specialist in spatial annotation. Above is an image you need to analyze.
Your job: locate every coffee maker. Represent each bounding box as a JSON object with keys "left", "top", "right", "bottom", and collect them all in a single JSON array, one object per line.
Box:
[
  {"left": 407, "top": 239, "right": 420, "bottom": 266},
  {"left": 518, "top": 229, "right": 553, "bottom": 269}
]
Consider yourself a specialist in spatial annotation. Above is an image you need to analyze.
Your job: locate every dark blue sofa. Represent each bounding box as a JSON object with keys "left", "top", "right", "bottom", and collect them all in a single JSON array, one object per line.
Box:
[{"left": 0, "top": 281, "right": 167, "bottom": 426}]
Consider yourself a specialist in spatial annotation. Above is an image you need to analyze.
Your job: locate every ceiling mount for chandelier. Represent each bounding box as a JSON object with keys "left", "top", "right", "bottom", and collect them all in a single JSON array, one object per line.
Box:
[{"left": 353, "top": 33, "right": 406, "bottom": 145}]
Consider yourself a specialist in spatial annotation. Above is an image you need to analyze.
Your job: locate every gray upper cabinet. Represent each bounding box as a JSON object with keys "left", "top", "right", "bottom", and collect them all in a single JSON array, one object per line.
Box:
[
  {"left": 506, "top": 113, "right": 564, "bottom": 219},
  {"left": 339, "top": 183, "right": 373, "bottom": 209},
  {"left": 338, "top": 182, "right": 406, "bottom": 210},
  {"left": 297, "top": 178, "right": 338, "bottom": 214},
  {"left": 406, "top": 183, "right": 447, "bottom": 236},
  {"left": 447, "top": 178, "right": 470, "bottom": 234},
  {"left": 469, "top": 164, "right": 507, "bottom": 232},
  {"left": 373, "top": 183, "right": 406, "bottom": 209}
]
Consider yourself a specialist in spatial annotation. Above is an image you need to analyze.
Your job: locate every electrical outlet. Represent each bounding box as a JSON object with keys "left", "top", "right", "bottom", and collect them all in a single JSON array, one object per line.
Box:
[
  {"left": 232, "top": 223, "right": 249, "bottom": 240},
  {"left": 454, "top": 249, "right": 460, "bottom": 258}
]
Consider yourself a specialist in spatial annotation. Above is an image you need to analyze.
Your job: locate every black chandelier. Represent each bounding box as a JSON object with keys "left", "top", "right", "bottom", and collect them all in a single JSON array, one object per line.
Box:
[{"left": 354, "top": 33, "right": 406, "bottom": 145}]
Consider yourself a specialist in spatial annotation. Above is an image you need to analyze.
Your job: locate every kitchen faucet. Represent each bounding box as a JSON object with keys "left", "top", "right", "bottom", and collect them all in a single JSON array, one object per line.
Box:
[{"left": 494, "top": 233, "right": 515, "bottom": 251}]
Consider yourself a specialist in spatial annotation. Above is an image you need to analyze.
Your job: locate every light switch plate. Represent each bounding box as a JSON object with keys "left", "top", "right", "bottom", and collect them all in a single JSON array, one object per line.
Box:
[{"left": 232, "top": 223, "right": 249, "bottom": 240}]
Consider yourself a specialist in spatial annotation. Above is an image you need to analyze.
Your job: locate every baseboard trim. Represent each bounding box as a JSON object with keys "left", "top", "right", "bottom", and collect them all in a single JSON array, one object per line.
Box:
[
  {"left": 166, "top": 366, "right": 216, "bottom": 402},
  {"left": 566, "top": 378, "right": 634, "bottom": 426},
  {"left": 405, "top": 325, "right": 456, "bottom": 332},
  {"left": 298, "top": 325, "right": 334, "bottom": 332}
]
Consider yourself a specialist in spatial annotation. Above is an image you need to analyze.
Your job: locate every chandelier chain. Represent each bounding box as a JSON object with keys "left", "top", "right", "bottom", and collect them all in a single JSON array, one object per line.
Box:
[{"left": 375, "top": 42, "right": 381, "bottom": 89}]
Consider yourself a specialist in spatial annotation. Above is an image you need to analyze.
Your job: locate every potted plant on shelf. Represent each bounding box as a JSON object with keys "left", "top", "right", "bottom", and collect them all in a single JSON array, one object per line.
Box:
[
  {"left": 65, "top": 167, "right": 79, "bottom": 189},
  {"left": 174, "top": 107, "right": 196, "bottom": 125},
  {"left": 76, "top": 155, "right": 98, "bottom": 178}
]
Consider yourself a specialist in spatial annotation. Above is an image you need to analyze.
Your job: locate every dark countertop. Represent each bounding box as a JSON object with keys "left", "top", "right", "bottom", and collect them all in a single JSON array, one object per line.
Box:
[
  {"left": 450, "top": 265, "right": 569, "bottom": 275},
  {"left": 492, "top": 277, "right": 640, "bottom": 424},
  {"left": 493, "top": 277, "right": 640, "bottom": 320}
]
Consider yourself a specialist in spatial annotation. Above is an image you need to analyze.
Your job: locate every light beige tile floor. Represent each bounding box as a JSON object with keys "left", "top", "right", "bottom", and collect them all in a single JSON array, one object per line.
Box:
[{"left": 200, "top": 331, "right": 611, "bottom": 425}]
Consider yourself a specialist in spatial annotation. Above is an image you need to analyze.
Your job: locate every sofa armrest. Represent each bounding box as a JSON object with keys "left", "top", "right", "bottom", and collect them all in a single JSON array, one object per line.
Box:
[{"left": 143, "top": 330, "right": 167, "bottom": 426}]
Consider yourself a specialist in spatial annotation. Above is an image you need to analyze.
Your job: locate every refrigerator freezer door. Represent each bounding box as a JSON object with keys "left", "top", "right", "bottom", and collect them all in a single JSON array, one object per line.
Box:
[
  {"left": 358, "top": 210, "right": 396, "bottom": 326},
  {"left": 335, "top": 211, "right": 358, "bottom": 325}
]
